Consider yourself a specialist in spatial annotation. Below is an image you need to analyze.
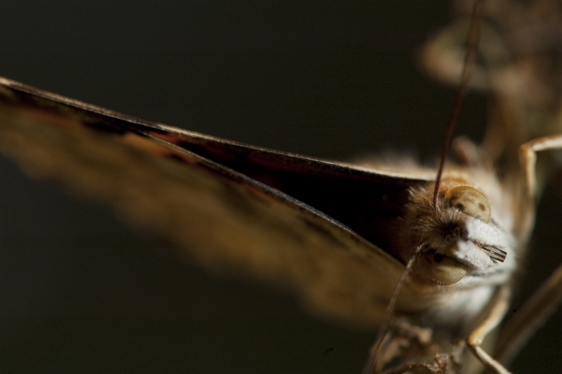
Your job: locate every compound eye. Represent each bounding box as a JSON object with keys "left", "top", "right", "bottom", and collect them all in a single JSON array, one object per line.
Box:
[
  {"left": 447, "top": 186, "right": 491, "bottom": 223},
  {"left": 415, "top": 251, "right": 469, "bottom": 285}
]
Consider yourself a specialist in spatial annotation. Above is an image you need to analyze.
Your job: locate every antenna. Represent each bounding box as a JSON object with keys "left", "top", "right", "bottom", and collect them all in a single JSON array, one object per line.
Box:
[
  {"left": 432, "top": 0, "right": 484, "bottom": 206},
  {"left": 362, "top": 245, "right": 423, "bottom": 374}
]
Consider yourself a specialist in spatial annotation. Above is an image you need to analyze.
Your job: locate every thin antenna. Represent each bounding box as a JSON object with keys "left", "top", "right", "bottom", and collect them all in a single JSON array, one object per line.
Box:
[
  {"left": 432, "top": 0, "right": 484, "bottom": 206},
  {"left": 363, "top": 245, "right": 423, "bottom": 374}
]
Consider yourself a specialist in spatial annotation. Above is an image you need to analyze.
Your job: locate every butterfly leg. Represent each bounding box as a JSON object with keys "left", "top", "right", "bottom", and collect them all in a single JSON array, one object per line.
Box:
[
  {"left": 466, "top": 285, "right": 512, "bottom": 374},
  {"left": 495, "top": 255, "right": 562, "bottom": 365},
  {"left": 492, "top": 134, "right": 562, "bottom": 365},
  {"left": 514, "top": 135, "right": 562, "bottom": 239}
]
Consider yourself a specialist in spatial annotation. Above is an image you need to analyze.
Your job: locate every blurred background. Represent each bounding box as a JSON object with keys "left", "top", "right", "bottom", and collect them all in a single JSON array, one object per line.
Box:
[{"left": 0, "top": 0, "right": 560, "bottom": 373}]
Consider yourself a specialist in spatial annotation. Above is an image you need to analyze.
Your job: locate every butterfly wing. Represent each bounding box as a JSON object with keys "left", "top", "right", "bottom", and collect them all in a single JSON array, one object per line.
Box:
[{"left": 0, "top": 77, "right": 429, "bottom": 326}]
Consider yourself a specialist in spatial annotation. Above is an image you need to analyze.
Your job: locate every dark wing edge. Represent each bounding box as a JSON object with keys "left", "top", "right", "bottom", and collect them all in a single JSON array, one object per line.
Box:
[
  {"left": 0, "top": 76, "right": 428, "bottom": 182},
  {"left": 0, "top": 76, "right": 419, "bottom": 326}
]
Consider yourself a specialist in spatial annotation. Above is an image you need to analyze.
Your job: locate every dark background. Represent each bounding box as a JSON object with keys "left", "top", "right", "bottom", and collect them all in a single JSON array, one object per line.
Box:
[{"left": 0, "top": 1, "right": 560, "bottom": 373}]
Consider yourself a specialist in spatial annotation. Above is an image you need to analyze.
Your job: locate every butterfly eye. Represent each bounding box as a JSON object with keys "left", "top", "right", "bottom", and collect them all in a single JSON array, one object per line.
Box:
[
  {"left": 415, "top": 251, "right": 469, "bottom": 285},
  {"left": 446, "top": 186, "right": 491, "bottom": 223}
]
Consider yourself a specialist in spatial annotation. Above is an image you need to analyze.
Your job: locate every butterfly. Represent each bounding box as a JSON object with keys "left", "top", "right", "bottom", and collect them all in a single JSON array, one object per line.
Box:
[{"left": 1, "top": 0, "right": 560, "bottom": 374}]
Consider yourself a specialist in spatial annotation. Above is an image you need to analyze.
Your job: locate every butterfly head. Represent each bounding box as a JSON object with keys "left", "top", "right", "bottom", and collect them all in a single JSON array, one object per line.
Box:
[{"left": 396, "top": 178, "right": 510, "bottom": 286}]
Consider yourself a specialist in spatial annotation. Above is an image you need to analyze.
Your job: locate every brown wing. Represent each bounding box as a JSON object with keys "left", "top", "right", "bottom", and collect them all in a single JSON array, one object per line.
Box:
[{"left": 0, "top": 76, "right": 429, "bottom": 326}]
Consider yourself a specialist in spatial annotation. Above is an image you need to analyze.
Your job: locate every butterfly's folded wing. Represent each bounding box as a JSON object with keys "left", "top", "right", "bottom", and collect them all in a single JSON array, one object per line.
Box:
[{"left": 0, "top": 77, "right": 429, "bottom": 326}]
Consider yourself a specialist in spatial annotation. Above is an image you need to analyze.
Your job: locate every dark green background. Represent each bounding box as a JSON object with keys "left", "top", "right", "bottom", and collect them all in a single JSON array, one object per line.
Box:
[{"left": 0, "top": 1, "right": 560, "bottom": 373}]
